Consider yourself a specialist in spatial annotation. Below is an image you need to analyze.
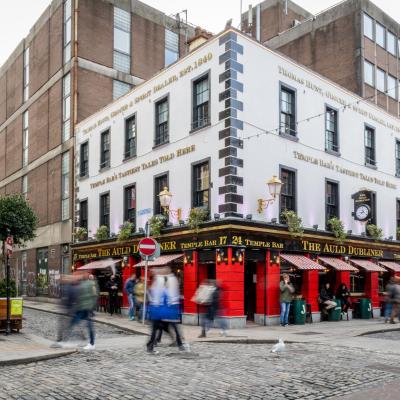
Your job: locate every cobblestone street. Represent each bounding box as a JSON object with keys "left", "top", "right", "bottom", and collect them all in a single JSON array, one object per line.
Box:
[{"left": 1, "top": 310, "right": 400, "bottom": 399}]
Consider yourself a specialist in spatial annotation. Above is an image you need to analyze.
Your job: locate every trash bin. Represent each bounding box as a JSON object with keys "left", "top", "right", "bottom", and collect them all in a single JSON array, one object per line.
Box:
[
  {"left": 328, "top": 299, "right": 342, "bottom": 321},
  {"left": 292, "top": 299, "right": 306, "bottom": 325},
  {"left": 359, "top": 298, "right": 372, "bottom": 319}
]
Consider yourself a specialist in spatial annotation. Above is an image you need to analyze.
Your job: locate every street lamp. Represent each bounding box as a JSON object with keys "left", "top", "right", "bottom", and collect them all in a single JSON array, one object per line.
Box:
[
  {"left": 158, "top": 187, "right": 182, "bottom": 220},
  {"left": 257, "top": 176, "right": 283, "bottom": 213}
]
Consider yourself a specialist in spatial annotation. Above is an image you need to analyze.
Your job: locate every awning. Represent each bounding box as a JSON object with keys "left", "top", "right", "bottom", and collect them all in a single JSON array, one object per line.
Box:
[
  {"left": 280, "top": 254, "right": 325, "bottom": 270},
  {"left": 350, "top": 259, "right": 386, "bottom": 272},
  {"left": 78, "top": 258, "right": 121, "bottom": 273},
  {"left": 135, "top": 254, "right": 183, "bottom": 268},
  {"left": 378, "top": 261, "right": 400, "bottom": 273},
  {"left": 319, "top": 257, "right": 358, "bottom": 271}
]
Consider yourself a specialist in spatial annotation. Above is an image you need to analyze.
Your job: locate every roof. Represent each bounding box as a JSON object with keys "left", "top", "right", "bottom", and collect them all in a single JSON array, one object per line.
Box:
[
  {"left": 280, "top": 254, "right": 325, "bottom": 270},
  {"left": 350, "top": 259, "right": 386, "bottom": 272},
  {"left": 135, "top": 254, "right": 183, "bottom": 268},
  {"left": 379, "top": 261, "right": 400, "bottom": 273},
  {"left": 319, "top": 257, "right": 358, "bottom": 271}
]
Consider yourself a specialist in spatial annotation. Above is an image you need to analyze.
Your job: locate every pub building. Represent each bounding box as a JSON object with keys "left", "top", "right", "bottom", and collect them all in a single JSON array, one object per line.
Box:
[{"left": 72, "top": 29, "right": 400, "bottom": 327}]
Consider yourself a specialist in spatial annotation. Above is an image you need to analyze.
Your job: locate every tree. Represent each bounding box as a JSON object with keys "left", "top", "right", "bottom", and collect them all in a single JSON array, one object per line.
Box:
[{"left": 0, "top": 194, "right": 38, "bottom": 246}]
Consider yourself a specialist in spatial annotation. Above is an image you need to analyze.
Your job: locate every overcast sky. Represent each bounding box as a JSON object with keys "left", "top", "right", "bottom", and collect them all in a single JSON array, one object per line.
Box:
[{"left": 1, "top": 0, "right": 400, "bottom": 66}]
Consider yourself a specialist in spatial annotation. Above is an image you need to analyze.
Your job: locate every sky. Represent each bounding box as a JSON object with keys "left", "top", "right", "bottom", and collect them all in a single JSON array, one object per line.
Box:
[{"left": 1, "top": 0, "right": 400, "bottom": 66}]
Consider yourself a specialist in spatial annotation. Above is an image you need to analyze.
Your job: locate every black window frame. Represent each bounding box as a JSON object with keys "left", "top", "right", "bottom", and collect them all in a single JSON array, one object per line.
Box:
[
  {"left": 279, "top": 166, "right": 297, "bottom": 222},
  {"left": 124, "top": 114, "right": 137, "bottom": 160},
  {"left": 325, "top": 179, "right": 339, "bottom": 229},
  {"left": 396, "top": 198, "right": 400, "bottom": 240},
  {"left": 79, "top": 199, "right": 88, "bottom": 233},
  {"left": 100, "top": 129, "right": 111, "bottom": 169},
  {"left": 368, "top": 191, "right": 377, "bottom": 226},
  {"left": 124, "top": 184, "right": 136, "bottom": 226},
  {"left": 153, "top": 172, "right": 169, "bottom": 215},
  {"left": 325, "top": 105, "right": 339, "bottom": 154},
  {"left": 364, "top": 124, "right": 376, "bottom": 167},
  {"left": 396, "top": 139, "right": 400, "bottom": 177},
  {"left": 279, "top": 82, "right": 297, "bottom": 138},
  {"left": 154, "top": 96, "right": 169, "bottom": 147},
  {"left": 350, "top": 271, "right": 365, "bottom": 294},
  {"left": 79, "top": 141, "right": 89, "bottom": 178},
  {"left": 192, "top": 72, "right": 210, "bottom": 131},
  {"left": 192, "top": 159, "right": 211, "bottom": 209},
  {"left": 99, "top": 192, "right": 110, "bottom": 231}
]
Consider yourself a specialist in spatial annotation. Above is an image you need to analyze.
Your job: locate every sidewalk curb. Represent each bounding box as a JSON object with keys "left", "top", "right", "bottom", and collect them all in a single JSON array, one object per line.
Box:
[
  {"left": 357, "top": 327, "right": 400, "bottom": 336},
  {"left": 0, "top": 350, "right": 76, "bottom": 367}
]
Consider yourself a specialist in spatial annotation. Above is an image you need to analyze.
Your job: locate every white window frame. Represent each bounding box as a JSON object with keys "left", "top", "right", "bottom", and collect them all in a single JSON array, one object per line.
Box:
[
  {"left": 376, "top": 22, "right": 386, "bottom": 49},
  {"left": 387, "top": 75, "right": 397, "bottom": 99},
  {"left": 113, "top": 7, "right": 131, "bottom": 73},
  {"left": 23, "top": 47, "right": 29, "bottom": 102},
  {"left": 376, "top": 68, "right": 386, "bottom": 93},
  {"left": 165, "top": 29, "right": 179, "bottom": 67},
  {"left": 61, "top": 152, "right": 70, "bottom": 221},
  {"left": 62, "top": 73, "right": 71, "bottom": 143},
  {"left": 22, "top": 111, "right": 29, "bottom": 167},
  {"left": 364, "top": 60, "right": 375, "bottom": 87},
  {"left": 387, "top": 31, "right": 397, "bottom": 56},
  {"left": 363, "top": 13, "right": 374, "bottom": 41},
  {"left": 63, "top": 0, "right": 72, "bottom": 63}
]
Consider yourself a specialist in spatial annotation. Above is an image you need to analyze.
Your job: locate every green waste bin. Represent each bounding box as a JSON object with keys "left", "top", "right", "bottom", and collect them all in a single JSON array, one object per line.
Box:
[
  {"left": 292, "top": 299, "right": 306, "bottom": 325},
  {"left": 359, "top": 298, "right": 372, "bottom": 319},
  {"left": 328, "top": 299, "right": 342, "bottom": 321}
]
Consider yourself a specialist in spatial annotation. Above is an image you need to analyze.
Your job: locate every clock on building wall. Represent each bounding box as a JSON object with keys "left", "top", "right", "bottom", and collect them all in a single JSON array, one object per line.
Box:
[{"left": 352, "top": 190, "right": 373, "bottom": 222}]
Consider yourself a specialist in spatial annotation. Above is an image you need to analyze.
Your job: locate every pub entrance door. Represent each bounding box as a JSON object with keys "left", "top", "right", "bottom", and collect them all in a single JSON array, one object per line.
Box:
[{"left": 244, "top": 261, "right": 257, "bottom": 321}]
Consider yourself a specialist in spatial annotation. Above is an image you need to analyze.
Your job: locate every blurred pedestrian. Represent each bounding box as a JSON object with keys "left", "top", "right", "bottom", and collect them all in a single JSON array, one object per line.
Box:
[
  {"left": 134, "top": 276, "right": 145, "bottom": 320},
  {"left": 106, "top": 275, "right": 119, "bottom": 316},
  {"left": 335, "top": 283, "right": 351, "bottom": 317},
  {"left": 389, "top": 277, "right": 400, "bottom": 324},
  {"left": 280, "top": 274, "right": 294, "bottom": 327},
  {"left": 125, "top": 273, "right": 137, "bottom": 321}
]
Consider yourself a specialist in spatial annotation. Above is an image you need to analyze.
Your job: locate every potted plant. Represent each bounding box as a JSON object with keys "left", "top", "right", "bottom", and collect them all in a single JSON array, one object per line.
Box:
[
  {"left": 117, "top": 221, "right": 134, "bottom": 242},
  {"left": 187, "top": 208, "right": 209, "bottom": 233},
  {"left": 366, "top": 224, "right": 383, "bottom": 241},
  {"left": 281, "top": 210, "right": 304, "bottom": 238},
  {"left": 327, "top": 217, "right": 347, "bottom": 244},
  {"left": 94, "top": 225, "right": 109, "bottom": 242},
  {"left": 148, "top": 215, "right": 167, "bottom": 236},
  {"left": 75, "top": 227, "right": 88, "bottom": 242}
]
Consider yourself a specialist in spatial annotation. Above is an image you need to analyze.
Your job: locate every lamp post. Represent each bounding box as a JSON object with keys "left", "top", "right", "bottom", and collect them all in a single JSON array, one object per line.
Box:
[
  {"left": 257, "top": 176, "right": 283, "bottom": 213},
  {"left": 158, "top": 187, "right": 182, "bottom": 220}
]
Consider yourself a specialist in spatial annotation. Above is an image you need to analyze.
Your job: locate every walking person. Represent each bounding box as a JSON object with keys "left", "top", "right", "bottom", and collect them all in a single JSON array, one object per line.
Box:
[
  {"left": 106, "top": 275, "right": 119, "bottom": 316},
  {"left": 125, "top": 273, "right": 137, "bottom": 321},
  {"left": 134, "top": 275, "right": 145, "bottom": 321},
  {"left": 384, "top": 277, "right": 395, "bottom": 323},
  {"left": 389, "top": 277, "right": 400, "bottom": 324},
  {"left": 280, "top": 273, "right": 294, "bottom": 327}
]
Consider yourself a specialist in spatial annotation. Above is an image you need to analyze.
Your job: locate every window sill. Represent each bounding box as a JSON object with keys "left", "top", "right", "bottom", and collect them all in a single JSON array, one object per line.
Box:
[
  {"left": 99, "top": 165, "right": 111, "bottom": 173},
  {"left": 325, "top": 149, "right": 341, "bottom": 157},
  {"left": 78, "top": 174, "right": 89, "bottom": 181},
  {"left": 152, "top": 142, "right": 170, "bottom": 150},
  {"left": 365, "top": 163, "right": 377, "bottom": 170},
  {"left": 190, "top": 122, "right": 211, "bottom": 135},
  {"left": 123, "top": 154, "right": 137, "bottom": 163},
  {"left": 279, "top": 132, "right": 299, "bottom": 142}
]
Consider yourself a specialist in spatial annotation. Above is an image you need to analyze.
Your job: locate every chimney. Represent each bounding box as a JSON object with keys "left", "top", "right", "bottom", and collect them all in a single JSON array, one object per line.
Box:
[{"left": 187, "top": 27, "right": 213, "bottom": 52}]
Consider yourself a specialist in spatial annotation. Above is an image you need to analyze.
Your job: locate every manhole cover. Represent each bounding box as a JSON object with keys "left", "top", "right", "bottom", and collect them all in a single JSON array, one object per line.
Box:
[
  {"left": 367, "top": 363, "right": 400, "bottom": 374},
  {"left": 294, "top": 331, "right": 321, "bottom": 335}
]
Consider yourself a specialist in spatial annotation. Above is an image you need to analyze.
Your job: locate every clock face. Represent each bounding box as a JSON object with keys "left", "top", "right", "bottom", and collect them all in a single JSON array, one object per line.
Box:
[{"left": 355, "top": 204, "right": 370, "bottom": 221}]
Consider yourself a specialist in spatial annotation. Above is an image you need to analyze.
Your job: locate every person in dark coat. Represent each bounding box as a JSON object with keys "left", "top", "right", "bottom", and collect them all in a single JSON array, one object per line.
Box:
[
  {"left": 336, "top": 283, "right": 351, "bottom": 313},
  {"left": 320, "top": 282, "right": 337, "bottom": 313},
  {"left": 106, "top": 275, "right": 119, "bottom": 316}
]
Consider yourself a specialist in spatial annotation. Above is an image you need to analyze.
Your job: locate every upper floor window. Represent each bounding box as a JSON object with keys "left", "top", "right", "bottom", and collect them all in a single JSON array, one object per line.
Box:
[
  {"left": 64, "top": 0, "right": 72, "bottom": 63},
  {"left": 22, "top": 111, "right": 29, "bottom": 167},
  {"left": 100, "top": 193, "right": 110, "bottom": 231},
  {"left": 279, "top": 167, "right": 296, "bottom": 221},
  {"left": 22, "top": 175, "right": 28, "bottom": 199},
  {"left": 154, "top": 174, "right": 168, "bottom": 215},
  {"left": 364, "top": 60, "right": 374, "bottom": 87},
  {"left": 61, "top": 152, "right": 70, "bottom": 221},
  {"left": 124, "top": 185, "right": 136, "bottom": 225},
  {"left": 79, "top": 200, "right": 88, "bottom": 232},
  {"left": 325, "top": 107, "right": 339, "bottom": 153},
  {"left": 62, "top": 73, "right": 71, "bottom": 142},
  {"left": 114, "top": 7, "right": 131, "bottom": 73},
  {"left": 364, "top": 126, "right": 376, "bottom": 167},
  {"left": 155, "top": 97, "right": 169, "bottom": 146},
  {"left": 396, "top": 140, "right": 400, "bottom": 176},
  {"left": 80, "top": 142, "right": 89, "bottom": 177},
  {"left": 387, "top": 75, "right": 397, "bottom": 99},
  {"left": 376, "top": 22, "right": 385, "bottom": 48},
  {"left": 113, "top": 80, "right": 131, "bottom": 100},
  {"left": 280, "top": 85, "right": 296, "bottom": 137},
  {"left": 125, "top": 115, "right": 136, "bottom": 159},
  {"left": 397, "top": 199, "right": 400, "bottom": 240},
  {"left": 387, "top": 31, "right": 397, "bottom": 56},
  {"left": 376, "top": 68, "right": 386, "bottom": 93},
  {"left": 165, "top": 29, "right": 179, "bottom": 67},
  {"left": 23, "top": 47, "right": 29, "bottom": 102},
  {"left": 363, "top": 13, "right": 374, "bottom": 40},
  {"left": 192, "top": 74, "right": 210, "bottom": 130},
  {"left": 192, "top": 161, "right": 210, "bottom": 209},
  {"left": 100, "top": 130, "right": 110, "bottom": 169},
  {"left": 326, "top": 180, "right": 339, "bottom": 228}
]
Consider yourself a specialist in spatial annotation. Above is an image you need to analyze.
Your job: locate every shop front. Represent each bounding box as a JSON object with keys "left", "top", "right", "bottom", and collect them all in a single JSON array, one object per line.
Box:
[{"left": 71, "top": 220, "right": 400, "bottom": 327}]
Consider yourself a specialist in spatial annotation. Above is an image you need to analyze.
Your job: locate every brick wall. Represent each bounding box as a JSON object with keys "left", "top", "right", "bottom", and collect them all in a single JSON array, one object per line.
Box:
[
  {"left": 5, "top": 177, "right": 21, "bottom": 195},
  {"left": 47, "top": 154, "right": 62, "bottom": 225},
  {"left": 29, "top": 163, "right": 49, "bottom": 227},
  {"left": 0, "top": 74, "right": 6, "bottom": 125},
  {"left": 5, "top": 115, "right": 22, "bottom": 176},
  {"left": 0, "top": 130, "right": 5, "bottom": 181},
  {"left": 48, "top": 79, "right": 62, "bottom": 150},
  {"left": 6, "top": 54, "right": 23, "bottom": 119},
  {"left": 29, "top": 91, "right": 49, "bottom": 163},
  {"left": 49, "top": 2, "right": 63, "bottom": 78}
]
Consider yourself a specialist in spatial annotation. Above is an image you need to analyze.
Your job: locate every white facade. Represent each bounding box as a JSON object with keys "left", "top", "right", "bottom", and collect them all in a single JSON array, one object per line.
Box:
[{"left": 75, "top": 29, "right": 400, "bottom": 240}]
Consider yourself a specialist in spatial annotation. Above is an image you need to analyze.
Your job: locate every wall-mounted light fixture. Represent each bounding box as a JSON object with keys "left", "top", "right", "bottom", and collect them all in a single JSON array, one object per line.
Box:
[
  {"left": 313, "top": 224, "right": 318, "bottom": 230},
  {"left": 271, "top": 218, "right": 278, "bottom": 224},
  {"left": 246, "top": 214, "right": 252, "bottom": 220},
  {"left": 233, "top": 249, "right": 245, "bottom": 263},
  {"left": 257, "top": 176, "right": 283, "bottom": 213},
  {"left": 183, "top": 252, "right": 192, "bottom": 264},
  {"left": 158, "top": 187, "right": 182, "bottom": 220},
  {"left": 270, "top": 251, "right": 280, "bottom": 264},
  {"left": 214, "top": 213, "right": 220, "bottom": 220},
  {"left": 216, "top": 248, "right": 225, "bottom": 263}
]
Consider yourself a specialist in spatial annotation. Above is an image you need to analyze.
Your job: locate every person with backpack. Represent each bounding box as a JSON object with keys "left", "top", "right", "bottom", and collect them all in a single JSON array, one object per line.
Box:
[{"left": 124, "top": 273, "right": 137, "bottom": 321}]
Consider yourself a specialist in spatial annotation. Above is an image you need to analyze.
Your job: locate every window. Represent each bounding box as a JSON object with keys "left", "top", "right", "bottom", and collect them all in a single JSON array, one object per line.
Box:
[
  {"left": 350, "top": 271, "right": 365, "bottom": 293},
  {"left": 23, "top": 47, "right": 29, "bottom": 102},
  {"left": 100, "top": 130, "right": 110, "bottom": 169},
  {"left": 155, "top": 98, "right": 169, "bottom": 146},
  {"left": 124, "top": 185, "right": 136, "bottom": 225},
  {"left": 363, "top": 13, "right": 374, "bottom": 40},
  {"left": 113, "top": 80, "right": 131, "bottom": 100},
  {"left": 325, "top": 107, "right": 339, "bottom": 153},
  {"left": 364, "top": 126, "right": 376, "bottom": 166},
  {"left": 387, "top": 31, "right": 396, "bottom": 56},
  {"left": 79, "top": 200, "right": 88, "bottom": 231},
  {"left": 64, "top": 0, "right": 72, "bottom": 63},
  {"left": 192, "top": 161, "right": 210, "bottom": 209},
  {"left": 114, "top": 7, "right": 131, "bottom": 73},
  {"left": 79, "top": 142, "right": 89, "bottom": 177},
  {"left": 387, "top": 75, "right": 397, "bottom": 99},
  {"left": 280, "top": 85, "right": 296, "bottom": 137},
  {"left": 396, "top": 140, "right": 400, "bottom": 176},
  {"left": 279, "top": 167, "right": 296, "bottom": 219},
  {"left": 397, "top": 199, "right": 400, "bottom": 240},
  {"left": 61, "top": 152, "right": 70, "bottom": 221},
  {"left": 364, "top": 60, "right": 374, "bottom": 86},
  {"left": 154, "top": 174, "right": 168, "bottom": 215},
  {"left": 165, "top": 29, "right": 179, "bottom": 67},
  {"left": 376, "top": 68, "right": 386, "bottom": 93},
  {"left": 326, "top": 180, "right": 339, "bottom": 228},
  {"left": 62, "top": 73, "right": 71, "bottom": 142},
  {"left": 22, "top": 111, "right": 29, "bottom": 167},
  {"left": 192, "top": 74, "right": 210, "bottom": 130},
  {"left": 125, "top": 115, "right": 136, "bottom": 159},
  {"left": 376, "top": 22, "right": 385, "bottom": 48},
  {"left": 22, "top": 175, "right": 28, "bottom": 199},
  {"left": 100, "top": 193, "right": 110, "bottom": 231}
]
